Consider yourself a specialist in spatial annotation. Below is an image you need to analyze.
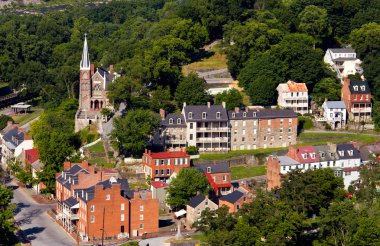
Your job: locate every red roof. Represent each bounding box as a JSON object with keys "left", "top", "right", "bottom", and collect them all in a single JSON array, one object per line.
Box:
[
  {"left": 287, "top": 80, "right": 308, "bottom": 92},
  {"left": 25, "top": 148, "right": 39, "bottom": 164},
  {"left": 151, "top": 181, "right": 169, "bottom": 189},
  {"left": 147, "top": 151, "right": 189, "bottom": 159},
  {"left": 293, "top": 146, "right": 319, "bottom": 163},
  {"left": 205, "top": 173, "right": 231, "bottom": 193}
]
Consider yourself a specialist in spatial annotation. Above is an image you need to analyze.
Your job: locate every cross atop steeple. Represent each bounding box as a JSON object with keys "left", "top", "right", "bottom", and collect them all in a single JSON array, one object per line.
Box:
[{"left": 80, "top": 34, "right": 90, "bottom": 70}]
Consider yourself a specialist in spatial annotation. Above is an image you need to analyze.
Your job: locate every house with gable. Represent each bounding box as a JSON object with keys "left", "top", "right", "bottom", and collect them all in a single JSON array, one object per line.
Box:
[
  {"left": 186, "top": 194, "right": 218, "bottom": 228},
  {"left": 341, "top": 79, "right": 372, "bottom": 122},
  {"left": 219, "top": 190, "right": 252, "bottom": 213},
  {"left": 324, "top": 48, "right": 363, "bottom": 81},
  {"left": 194, "top": 162, "right": 232, "bottom": 197},
  {"left": 322, "top": 101, "right": 347, "bottom": 129},
  {"left": 276, "top": 80, "right": 309, "bottom": 115}
]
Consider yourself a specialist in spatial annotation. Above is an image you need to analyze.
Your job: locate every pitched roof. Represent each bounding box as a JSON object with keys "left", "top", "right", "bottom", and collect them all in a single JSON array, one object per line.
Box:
[
  {"left": 194, "top": 162, "right": 230, "bottom": 174},
  {"left": 329, "top": 48, "right": 355, "bottom": 54},
  {"left": 348, "top": 81, "right": 371, "bottom": 94},
  {"left": 336, "top": 144, "right": 361, "bottom": 159},
  {"left": 63, "top": 196, "right": 79, "bottom": 207},
  {"left": 277, "top": 156, "right": 300, "bottom": 166},
  {"left": 286, "top": 80, "right": 308, "bottom": 92},
  {"left": 25, "top": 148, "right": 39, "bottom": 164},
  {"left": 228, "top": 109, "right": 297, "bottom": 120},
  {"left": 3, "top": 127, "right": 26, "bottom": 148},
  {"left": 325, "top": 101, "right": 346, "bottom": 109},
  {"left": 183, "top": 105, "right": 228, "bottom": 122},
  {"left": 220, "top": 190, "right": 244, "bottom": 204},
  {"left": 161, "top": 113, "right": 186, "bottom": 127},
  {"left": 151, "top": 181, "right": 169, "bottom": 189},
  {"left": 147, "top": 151, "right": 189, "bottom": 159},
  {"left": 292, "top": 146, "right": 320, "bottom": 163},
  {"left": 187, "top": 194, "right": 205, "bottom": 208}
]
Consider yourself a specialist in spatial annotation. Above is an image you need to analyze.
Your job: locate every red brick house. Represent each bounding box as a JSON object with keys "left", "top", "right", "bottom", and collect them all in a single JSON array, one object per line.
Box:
[
  {"left": 56, "top": 160, "right": 159, "bottom": 241},
  {"left": 194, "top": 162, "right": 232, "bottom": 196},
  {"left": 341, "top": 79, "right": 372, "bottom": 122},
  {"left": 142, "top": 149, "right": 190, "bottom": 182},
  {"left": 219, "top": 190, "right": 252, "bottom": 213}
]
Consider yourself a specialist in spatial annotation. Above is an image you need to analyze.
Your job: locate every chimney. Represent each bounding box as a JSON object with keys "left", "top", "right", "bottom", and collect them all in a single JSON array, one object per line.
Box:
[
  {"left": 324, "top": 98, "right": 328, "bottom": 103},
  {"left": 81, "top": 160, "right": 89, "bottom": 169},
  {"left": 134, "top": 192, "right": 140, "bottom": 200},
  {"left": 63, "top": 161, "right": 71, "bottom": 171},
  {"left": 145, "top": 149, "right": 148, "bottom": 154},
  {"left": 207, "top": 102, "right": 211, "bottom": 108},
  {"left": 7, "top": 121, "right": 13, "bottom": 127},
  {"left": 159, "top": 109, "right": 166, "bottom": 120},
  {"left": 234, "top": 107, "right": 240, "bottom": 113},
  {"left": 91, "top": 64, "right": 95, "bottom": 75},
  {"left": 183, "top": 102, "right": 186, "bottom": 108},
  {"left": 222, "top": 101, "right": 226, "bottom": 108},
  {"left": 109, "top": 64, "right": 113, "bottom": 74}
]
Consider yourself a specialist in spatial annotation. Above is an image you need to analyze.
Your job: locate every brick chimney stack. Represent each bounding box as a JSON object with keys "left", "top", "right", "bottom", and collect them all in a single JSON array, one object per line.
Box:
[{"left": 159, "top": 109, "right": 166, "bottom": 120}]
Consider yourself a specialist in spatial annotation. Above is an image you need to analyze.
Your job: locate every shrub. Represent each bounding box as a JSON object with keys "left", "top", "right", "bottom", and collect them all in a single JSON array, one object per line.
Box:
[{"left": 186, "top": 146, "right": 199, "bottom": 155}]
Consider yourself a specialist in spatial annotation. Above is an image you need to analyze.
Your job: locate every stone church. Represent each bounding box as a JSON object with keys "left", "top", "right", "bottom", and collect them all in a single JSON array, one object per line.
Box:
[{"left": 75, "top": 35, "right": 115, "bottom": 132}]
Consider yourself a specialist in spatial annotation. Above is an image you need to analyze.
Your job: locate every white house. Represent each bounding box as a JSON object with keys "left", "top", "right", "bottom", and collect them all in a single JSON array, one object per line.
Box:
[
  {"left": 276, "top": 80, "right": 309, "bottom": 115},
  {"left": 1, "top": 126, "right": 34, "bottom": 168},
  {"left": 324, "top": 48, "right": 363, "bottom": 82},
  {"left": 322, "top": 101, "right": 347, "bottom": 129}
]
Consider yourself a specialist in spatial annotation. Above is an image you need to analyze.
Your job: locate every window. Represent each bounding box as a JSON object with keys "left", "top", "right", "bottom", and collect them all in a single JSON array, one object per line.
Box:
[
  {"left": 139, "top": 224, "right": 144, "bottom": 229},
  {"left": 167, "top": 169, "right": 170, "bottom": 175},
  {"left": 280, "top": 128, "right": 283, "bottom": 133},
  {"left": 321, "top": 152, "right": 325, "bottom": 158},
  {"left": 140, "top": 214, "right": 144, "bottom": 220},
  {"left": 311, "top": 153, "right": 316, "bottom": 159},
  {"left": 188, "top": 112, "right": 193, "bottom": 119},
  {"left": 202, "top": 112, "right": 207, "bottom": 119},
  {"left": 243, "top": 197, "right": 246, "bottom": 202},
  {"left": 237, "top": 205, "right": 240, "bottom": 210},
  {"left": 205, "top": 200, "right": 208, "bottom": 206},
  {"left": 235, "top": 121, "right": 238, "bottom": 127},
  {"left": 360, "top": 85, "right": 365, "bottom": 91},
  {"left": 106, "top": 194, "right": 110, "bottom": 200},
  {"left": 155, "top": 160, "right": 159, "bottom": 166},
  {"left": 288, "top": 127, "right": 292, "bottom": 133},
  {"left": 253, "top": 120, "right": 257, "bottom": 126},
  {"left": 155, "top": 170, "right": 158, "bottom": 175},
  {"left": 243, "top": 112, "right": 247, "bottom": 117},
  {"left": 242, "top": 129, "right": 246, "bottom": 135},
  {"left": 216, "top": 112, "right": 221, "bottom": 119},
  {"left": 267, "top": 128, "right": 271, "bottom": 133},
  {"left": 223, "top": 175, "right": 227, "bottom": 181},
  {"left": 282, "top": 166, "right": 286, "bottom": 171},
  {"left": 289, "top": 119, "right": 293, "bottom": 124},
  {"left": 302, "top": 153, "right": 307, "bottom": 159},
  {"left": 161, "top": 170, "right": 164, "bottom": 175},
  {"left": 121, "top": 203, "right": 125, "bottom": 211},
  {"left": 90, "top": 205, "right": 95, "bottom": 212},
  {"left": 177, "top": 118, "right": 181, "bottom": 124},
  {"left": 280, "top": 119, "right": 284, "bottom": 124},
  {"left": 190, "top": 123, "right": 193, "bottom": 129},
  {"left": 140, "top": 205, "right": 144, "bottom": 211},
  {"left": 348, "top": 150, "right": 353, "bottom": 156},
  {"left": 167, "top": 159, "right": 171, "bottom": 165},
  {"left": 160, "top": 159, "right": 165, "bottom": 165},
  {"left": 264, "top": 136, "right": 267, "bottom": 141},
  {"left": 190, "top": 134, "right": 193, "bottom": 140},
  {"left": 207, "top": 167, "right": 211, "bottom": 173},
  {"left": 253, "top": 112, "right": 256, "bottom": 117},
  {"left": 353, "top": 85, "right": 358, "bottom": 91},
  {"left": 121, "top": 214, "right": 125, "bottom": 221},
  {"left": 90, "top": 215, "right": 95, "bottom": 223},
  {"left": 175, "top": 158, "right": 178, "bottom": 165},
  {"left": 232, "top": 113, "right": 235, "bottom": 118},
  {"left": 243, "top": 120, "right": 246, "bottom": 127},
  {"left": 253, "top": 129, "right": 257, "bottom": 134},
  {"left": 184, "top": 158, "right": 188, "bottom": 164},
  {"left": 268, "top": 120, "right": 271, "bottom": 125},
  {"left": 169, "top": 118, "right": 173, "bottom": 124}
]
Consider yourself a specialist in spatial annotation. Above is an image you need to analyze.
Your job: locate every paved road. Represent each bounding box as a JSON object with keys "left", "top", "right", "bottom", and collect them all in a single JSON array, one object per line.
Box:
[
  {"left": 20, "top": 116, "right": 40, "bottom": 132},
  {"left": 11, "top": 183, "right": 75, "bottom": 246}
]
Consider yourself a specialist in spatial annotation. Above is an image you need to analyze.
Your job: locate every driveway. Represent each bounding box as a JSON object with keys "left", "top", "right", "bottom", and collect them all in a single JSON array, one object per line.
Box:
[{"left": 11, "top": 183, "right": 75, "bottom": 246}]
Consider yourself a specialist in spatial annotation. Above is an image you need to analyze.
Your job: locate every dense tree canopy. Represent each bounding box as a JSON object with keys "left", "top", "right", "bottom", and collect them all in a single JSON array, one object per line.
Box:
[
  {"left": 174, "top": 72, "right": 210, "bottom": 107},
  {"left": 214, "top": 88, "right": 243, "bottom": 111}
]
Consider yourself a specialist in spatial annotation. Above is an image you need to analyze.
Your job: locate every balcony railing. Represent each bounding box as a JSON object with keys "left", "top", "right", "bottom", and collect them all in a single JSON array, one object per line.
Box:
[
  {"left": 197, "top": 137, "right": 229, "bottom": 142},
  {"left": 351, "top": 108, "right": 371, "bottom": 113},
  {"left": 196, "top": 127, "right": 229, "bottom": 132}
]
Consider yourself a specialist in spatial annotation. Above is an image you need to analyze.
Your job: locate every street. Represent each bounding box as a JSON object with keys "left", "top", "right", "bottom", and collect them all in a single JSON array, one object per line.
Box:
[{"left": 11, "top": 183, "right": 75, "bottom": 246}]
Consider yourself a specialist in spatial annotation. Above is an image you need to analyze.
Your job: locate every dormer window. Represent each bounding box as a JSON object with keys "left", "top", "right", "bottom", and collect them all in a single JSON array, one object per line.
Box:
[
  {"left": 207, "top": 167, "right": 211, "bottom": 173},
  {"left": 232, "top": 113, "right": 235, "bottom": 118},
  {"left": 353, "top": 85, "right": 358, "bottom": 91},
  {"left": 253, "top": 112, "right": 256, "bottom": 117},
  {"left": 202, "top": 112, "right": 207, "bottom": 119},
  {"left": 302, "top": 153, "right": 307, "bottom": 159},
  {"left": 311, "top": 153, "right": 316, "bottom": 159},
  {"left": 339, "top": 151, "right": 344, "bottom": 156},
  {"left": 360, "top": 85, "right": 365, "bottom": 91},
  {"left": 169, "top": 118, "right": 173, "bottom": 124},
  {"left": 216, "top": 112, "right": 221, "bottom": 119},
  {"left": 177, "top": 118, "right": 181, "bottom": 124},
  {"left": 348, "top": 150, "right": 353, "bottom": 156},
  {"left": 243, "top": 112, "right": 247, "bottom": 117},
  {"left": 188, "top": 112, "right": 193, "bottom": 119},
  {"left": 330, "top": 152, "right": 334, "bottom": 158},
  {"left": 321, "top": 152, "right": 325, "bottom": 158}
]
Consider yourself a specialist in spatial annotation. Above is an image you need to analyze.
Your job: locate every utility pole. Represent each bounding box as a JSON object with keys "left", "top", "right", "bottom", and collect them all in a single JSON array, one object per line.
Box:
[{"left": 101, "top": 206, "right": 105, "bottom": 246}]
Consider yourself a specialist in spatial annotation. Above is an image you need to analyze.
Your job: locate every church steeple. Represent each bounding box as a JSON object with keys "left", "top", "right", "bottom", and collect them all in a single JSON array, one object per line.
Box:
[{"left": 80, "top": 34, "right": 90, "bottom": 70}]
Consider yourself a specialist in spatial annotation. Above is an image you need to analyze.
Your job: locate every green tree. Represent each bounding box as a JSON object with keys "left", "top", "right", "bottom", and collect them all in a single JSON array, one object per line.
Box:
[
  {"left": 0, "top": 115, "right": 14, "bottom": 130},
  {"left": 174, "top": 72, "right": 210, "bottom": 107},
  {"left": 0, "top": 185, "right": 16, "bottom": 245},
  {"left": 214, "top": 88, "right": 243, "bottom": 110},
  {"left": 312, "top": 78, "right": 341, "bottom": 105},
  {"left": 8, "top": 160, "right": 36, "bottom": 187},
  {"left": 373, "top": 101, "right": 380, "bottom": 130},
  {"left": 110, "top": 109, "right": 160, "bottom": 157},
  {"left": 279, "top": 169, "right": 345, "bottom": 216},
  {"left": 149, "top": 86, "right": 175, "bottom": 113},
  {"left": 166, "top": 168, "right": 209, "bottom": 209},
  {"left": 298, "top": 5, "right": 331, "bottom": 47}
]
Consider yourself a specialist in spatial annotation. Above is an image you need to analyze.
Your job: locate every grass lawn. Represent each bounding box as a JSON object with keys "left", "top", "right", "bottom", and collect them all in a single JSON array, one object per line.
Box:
[
  {"left": 183, "top": 44, "right": 227, "bottom": 74},
  {"left": 129, "top": 182, "right": 149, "bottom": 189},
  {"left": 88, "top": 157, "right": 116, "bottom": 168},
  {"left": 199, "top": 147, "right": 287, "bottom": 161},
  {"left": 298, "top": 132, "right": 379, "bottom": 145},
  {"left": 86, "top": 141, "right": 104, "bottom": 154},
  {"left": 231, "top": 165, "right": 266, "bottom": 180},
  {"left": 12, "top": 108, "right": 43, "bottom": 126}
]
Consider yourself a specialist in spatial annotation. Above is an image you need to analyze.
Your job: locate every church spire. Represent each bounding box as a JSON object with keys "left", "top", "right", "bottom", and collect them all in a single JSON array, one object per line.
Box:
[{"left": 80, "top": 34, "right": 90, "bottom": 70}]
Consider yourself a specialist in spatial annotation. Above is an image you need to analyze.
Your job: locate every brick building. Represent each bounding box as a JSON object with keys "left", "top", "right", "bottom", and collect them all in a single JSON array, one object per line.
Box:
[
  {"left": 219, "top": 190, "right": 252, "bottom": 213},
  {"left": 229, "top": 108, "right": 298, "bottom": 150},
  {"left": 142, "top": 149, "right": 190, "bottom": 182},
  {"left": 56, "top": 160, "right": 159, "bottom": 241},
  {"left": 194, "top": 162, "right": 232, "bottom": 196},
  {"left": 341, "top": 79, "right": 372, "bottom": 122}
]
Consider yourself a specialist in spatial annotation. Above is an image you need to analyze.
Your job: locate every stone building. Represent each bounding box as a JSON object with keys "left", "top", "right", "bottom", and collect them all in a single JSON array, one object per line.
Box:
[{"left": 276, "top": 80, "right": 309, "bottom": 115}]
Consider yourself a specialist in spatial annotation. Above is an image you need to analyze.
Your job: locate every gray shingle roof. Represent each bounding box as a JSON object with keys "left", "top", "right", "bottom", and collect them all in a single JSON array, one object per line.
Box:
[
  {"left": 187, "top": 194, "right": 205, "bottom": 208},
  {"left": 336, "top": 144, "right": 361, "bottom": 159},
  {"left": 228, "top": 109, "right": 297, "bottom": 120},
  {"left": 63, "top": 196, "right": 79, "bottom": 207},
  {"left": 329, "top": 48, "right": 355, "bottom": 53},
  {"left": 349, "top": 81, "right": 371, "bottom": 94},
  {"left": 3, "top": 127, "right": 25, "bottom": 148},
  {"left": 325, "top": 101, "right": 346, "bottom": 109},
  {"left": 161, "top": 113, "right": 186, "bottom": 127},
  {"left": 194, "top": 162, "right": 230, "bottom": 174},
  {"left": 277, "top": 156, "right": 300, "bottom": 166},
  {"left": 220, "top": 190, "right": 244, "bottom": 204},
  {"left": 184, "top": 105, "right": 228, "bottom": 122}
]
